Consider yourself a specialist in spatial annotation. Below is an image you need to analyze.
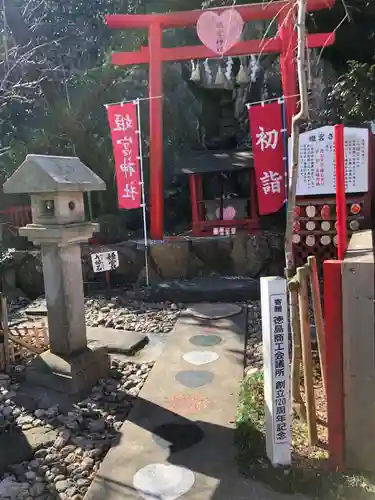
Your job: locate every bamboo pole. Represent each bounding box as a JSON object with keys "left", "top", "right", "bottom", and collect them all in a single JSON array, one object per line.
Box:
[
  {"left": 288, "top": 280, "right": 307, "bottom": 421},
  {"left": 1, "top": 294, "right": 10, "bottom": 373},
  {"left": 308, "top": 256, "right": 327, "bottom": 394},
  {"left": 33, "top": 325, "right": 42, "bottom": 349},
  {"left": 297, "top": 266, "right": 318, "bottom": 446}
]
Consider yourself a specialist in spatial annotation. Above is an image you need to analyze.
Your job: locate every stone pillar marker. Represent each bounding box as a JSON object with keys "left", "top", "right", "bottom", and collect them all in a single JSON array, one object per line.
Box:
[
  {"left": 260, "top": 276, "right": 291, "bottom": 466},
  {"left": 3, "top": 154, "right": 109, "bottom": 394}
]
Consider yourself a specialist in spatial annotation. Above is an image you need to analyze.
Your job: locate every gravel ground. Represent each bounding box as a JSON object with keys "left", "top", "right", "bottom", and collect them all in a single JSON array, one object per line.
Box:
[
  {"left": 9, "top": 295, "right": 180, "bottom": 335},
  {"left": 1, "top": 296, "right": 296, "bottom": 498},
  {"left": 0, "top": 293, "right": 181, "bottom": 499},
  {"left": 84, "top": 296, "right": 179, "bottom": 333},
  {"left": 0, "top": 359, "right": 153, "bottom": 500}
]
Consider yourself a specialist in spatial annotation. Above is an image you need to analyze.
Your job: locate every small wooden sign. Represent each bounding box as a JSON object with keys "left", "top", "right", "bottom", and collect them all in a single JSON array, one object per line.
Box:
[{"left": 91, "top": 251, "right": 119, "bottom": 273}]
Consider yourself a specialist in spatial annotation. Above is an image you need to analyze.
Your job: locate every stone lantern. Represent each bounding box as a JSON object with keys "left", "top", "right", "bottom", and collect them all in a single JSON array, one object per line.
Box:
[{"left": 3, "top": 154, "right": 109, "bottom": 394}]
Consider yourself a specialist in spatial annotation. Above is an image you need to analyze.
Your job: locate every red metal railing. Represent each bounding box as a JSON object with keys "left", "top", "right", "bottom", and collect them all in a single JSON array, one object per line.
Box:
[{"left": 1, "top": 205, "right": 32, "bottom": 230}]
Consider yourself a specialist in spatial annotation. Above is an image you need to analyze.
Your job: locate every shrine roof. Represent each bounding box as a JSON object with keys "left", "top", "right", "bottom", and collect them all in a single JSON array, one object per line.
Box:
[
  {"left": 176, "top": 149, "right": 253, "bottom": 175},
  {"left": 3, "top": 154, "right": 106, "bottom": 194}
]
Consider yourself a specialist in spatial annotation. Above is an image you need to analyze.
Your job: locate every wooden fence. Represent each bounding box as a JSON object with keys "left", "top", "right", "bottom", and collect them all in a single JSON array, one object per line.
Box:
[
  {"left": 0, "top": 294, "right": 49, "bottom": 372},
  {"left": 289, "top": 255, "right": 326, "bottom": 446}
]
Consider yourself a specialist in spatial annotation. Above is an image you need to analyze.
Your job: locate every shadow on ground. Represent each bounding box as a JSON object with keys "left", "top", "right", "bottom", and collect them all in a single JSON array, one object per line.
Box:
[{"left": 88, "top": 393, "right": 304, "bottom": 500}]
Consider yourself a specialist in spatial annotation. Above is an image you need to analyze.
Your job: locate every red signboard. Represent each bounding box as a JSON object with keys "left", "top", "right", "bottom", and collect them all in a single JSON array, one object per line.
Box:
[
  {"left": 106, "top": 102, "right": 142, "bottom": 209},
  {"left": 248, "top": 101, "right": 285, "bottom": 215}
]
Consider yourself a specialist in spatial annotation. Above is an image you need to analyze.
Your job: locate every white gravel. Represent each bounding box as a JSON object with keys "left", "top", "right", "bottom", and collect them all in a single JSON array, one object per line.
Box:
[
  {"left": 84, "top": 296, "right": 179, "bottom": 333},
  {"left": 9, "top": 295, "right": 180, "bottom": 335},
  {"left": 0, "top": 359, "right": 153, "bottom": 499},
  {"left": 0, "top": 297, "right": 268, "bottom": 499}
]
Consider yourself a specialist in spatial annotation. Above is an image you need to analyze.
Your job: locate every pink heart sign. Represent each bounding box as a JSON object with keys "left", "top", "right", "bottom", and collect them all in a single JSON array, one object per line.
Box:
[
  {"left": 215, "top": 206, "right": 236, "bottom": 220},
  {"left": 197, "top": 9, "right": 244, "bottom": 55}
]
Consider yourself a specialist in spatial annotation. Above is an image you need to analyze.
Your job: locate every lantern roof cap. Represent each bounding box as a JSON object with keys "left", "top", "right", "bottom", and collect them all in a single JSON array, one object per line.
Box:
[{"left": 3, "top": 154, "right": 106, "bottom": 194}]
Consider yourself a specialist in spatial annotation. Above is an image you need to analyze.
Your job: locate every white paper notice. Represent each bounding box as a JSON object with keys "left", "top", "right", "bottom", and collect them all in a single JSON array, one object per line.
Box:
[{"left": 288, "top": 126, "right": 368, "bottom": 196}]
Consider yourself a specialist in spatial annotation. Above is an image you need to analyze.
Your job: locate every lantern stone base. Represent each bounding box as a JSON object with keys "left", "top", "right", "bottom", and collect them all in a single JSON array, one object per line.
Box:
[{"left": 26, "top": 344, "right": 109, "bottom": 395}]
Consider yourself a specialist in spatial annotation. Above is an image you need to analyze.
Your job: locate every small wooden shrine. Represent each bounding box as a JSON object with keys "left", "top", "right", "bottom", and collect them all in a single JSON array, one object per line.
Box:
[{"left": 177, "top": 149, "right": 259, "bottom": 236}]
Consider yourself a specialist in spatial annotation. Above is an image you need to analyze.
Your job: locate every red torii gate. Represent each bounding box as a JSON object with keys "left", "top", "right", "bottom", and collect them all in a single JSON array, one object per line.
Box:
[{"left": 106, "top": 0, "right": 335, "bottom": 240}]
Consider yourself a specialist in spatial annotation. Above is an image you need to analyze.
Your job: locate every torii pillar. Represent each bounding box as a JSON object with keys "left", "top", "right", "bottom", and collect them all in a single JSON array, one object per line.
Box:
[{"left": 106, "top": 0, "right": 335, "bottom": 239}]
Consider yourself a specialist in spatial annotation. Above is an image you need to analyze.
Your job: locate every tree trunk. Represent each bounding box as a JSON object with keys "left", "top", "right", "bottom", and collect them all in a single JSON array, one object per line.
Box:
[{"left": 284, "top": 0, "right": 309, "bottom": 420}]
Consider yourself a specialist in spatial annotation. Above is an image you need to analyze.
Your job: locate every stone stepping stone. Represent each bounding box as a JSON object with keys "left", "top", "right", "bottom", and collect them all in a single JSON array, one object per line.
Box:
[
  {"left": 87, "top": 327, "right": 148, "bottom": 354},
  {"left": 182, "top": 350, "right": 219, "bottom": 365},
  {"left": 24, "top": 298, "right": 47, "bottom": 316},
  {"left": 133, "top": 463, "right": 195, "bottom": 500},
  {"left": 189, "top": 334, "right": 222, "bottom": 346},
  {"left": 175, "top": 370, "right": 214, "bottom": 388},
  {"left": 186, "top": 303, "right": 242, "bottom": 319},
  {"left": 165, "top": 393, "right": 211, "bottom": 416}
]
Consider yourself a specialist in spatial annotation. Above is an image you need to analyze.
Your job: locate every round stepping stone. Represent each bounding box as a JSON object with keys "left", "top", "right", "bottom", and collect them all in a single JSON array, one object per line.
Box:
[
  {"left": 182, "top": 350, "right": 219, "bottom": 366},
  {"left": 190, "top": 334, "right": 222, "bottom": 346},
  {"left": 186, "top": 303, "right": 242, "bottom": 319},
  {"left": 166, "top": 393, "right": 211, "bottom": 416},
  {"left": 133, "top": 463, "right": 195, "bottom": 500},
  {"left": 175, "top": 370, "right": 214, "bottom": 388},
  {"left": 152, "top": 422, "right": 204, "bottom": 452}
]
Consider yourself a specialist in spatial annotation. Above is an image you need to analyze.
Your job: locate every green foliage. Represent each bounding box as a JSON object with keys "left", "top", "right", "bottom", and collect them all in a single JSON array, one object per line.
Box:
[
  {"left": 0, "top": 0, "right": 201, "bottom": 217},
  {"left": 1, "top": 0, "right": 375, "bottom": 216},
  {"left": 235, "top": 372, "right": 375, "bottom": 499},
  {"left": 311, "top": 0, "right": 375, "bottom": 69},
  {"left": 0, "top": 0, "right": 145, "bottom": 197},
  {"left": 329, "top": 61, "right": 375, "bottom": 124}
]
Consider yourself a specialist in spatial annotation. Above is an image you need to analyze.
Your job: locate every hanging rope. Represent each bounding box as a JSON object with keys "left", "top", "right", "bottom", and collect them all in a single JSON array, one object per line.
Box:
[{"left": 245, "top": 93, "right": 302, "bottom": 108}]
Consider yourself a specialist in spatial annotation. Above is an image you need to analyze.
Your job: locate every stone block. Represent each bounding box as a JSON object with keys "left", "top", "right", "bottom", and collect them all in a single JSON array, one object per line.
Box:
[
  {"left": 150, "top": 241, "right": 190, "bottom": 279},
  {"left": 87, "top": 326, "right": 148, "bottom": 355},
  {"left": 342, "top": 230, "right": 375, "bottom": 471},
  {"left": 26, "top": 344, "right": 109, "bottom": 395},
  {"left": 187, "top": 253, "right": 205, "bottom": 278},
  {"left": 230, "top": 232, "right": 271, "bottom": 277},
  {"left": 230, "top": 232, "right": 248, "bottom": 275},
  {"left": 191, "top": 237, "right": 233, "bottom": 273},
  {"left": 245, "top": 234, "right": 271, "bottom": 275},
  {"left": 114, "top": 242, "right": 145, "bottom": 281}
]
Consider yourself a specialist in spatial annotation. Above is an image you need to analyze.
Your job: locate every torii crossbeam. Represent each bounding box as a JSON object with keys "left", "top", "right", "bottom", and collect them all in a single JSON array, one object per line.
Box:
[{"left": 106, "top": 0, "right": 336, "bottom": 239}]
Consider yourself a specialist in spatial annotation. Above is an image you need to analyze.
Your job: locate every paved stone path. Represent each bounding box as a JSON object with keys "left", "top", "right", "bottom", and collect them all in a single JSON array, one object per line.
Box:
[{"left": 85, "top": 305, "right": 302, "bottom": 500}]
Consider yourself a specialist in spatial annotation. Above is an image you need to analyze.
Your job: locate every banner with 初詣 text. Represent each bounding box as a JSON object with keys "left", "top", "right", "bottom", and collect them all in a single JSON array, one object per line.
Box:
[{"left": 248, "top": 101, "right": 286, "bottom": 215}]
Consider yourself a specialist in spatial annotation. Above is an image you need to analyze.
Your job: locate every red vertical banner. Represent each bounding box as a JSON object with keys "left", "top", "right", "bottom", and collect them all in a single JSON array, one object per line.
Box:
[
  {"left": 248, "top": 101, "right": 285, "bottom": 215},
  {"left": 106, "top": 102, "right": 142, "bottom": 209}
]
